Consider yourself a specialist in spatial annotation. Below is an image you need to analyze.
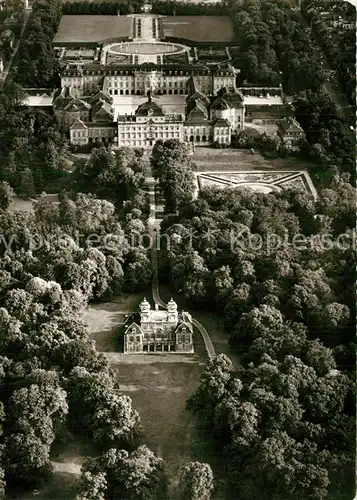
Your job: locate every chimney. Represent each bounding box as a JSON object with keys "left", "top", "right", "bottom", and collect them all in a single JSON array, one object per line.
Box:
[
  {"left": 147, "top": 90, "right": 152, "bottom": 103},
  {"left": 155, "top": 304, "right": 159, "bottom": 311}
]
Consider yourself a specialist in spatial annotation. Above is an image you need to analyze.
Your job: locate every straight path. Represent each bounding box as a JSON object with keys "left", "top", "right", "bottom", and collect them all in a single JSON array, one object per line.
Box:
[
  {"left": 134, "top": 14, "right": 159, "bottom": 42},
  {"left": 299, "top": 12, "right": 353, "bottom": 127},
  {"left": 47, "top": 165, "right": 215, "bottom": 496},
  {"left": 145, "top": 169, "right": 216, "bottom": 360},
  {"left": 0, "top": 9, "right": 31, "bottom": 89}
]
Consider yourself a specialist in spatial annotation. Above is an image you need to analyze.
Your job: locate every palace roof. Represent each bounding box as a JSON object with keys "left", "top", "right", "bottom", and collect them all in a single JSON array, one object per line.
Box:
[{"left": 135, "top": 99, "right": 165, "bottom": 117}]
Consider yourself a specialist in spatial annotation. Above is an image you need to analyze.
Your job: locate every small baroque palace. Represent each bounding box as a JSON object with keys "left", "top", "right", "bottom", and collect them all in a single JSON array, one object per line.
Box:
[{"left": 124, "top": 298, "right": 194, "bottom": 354}]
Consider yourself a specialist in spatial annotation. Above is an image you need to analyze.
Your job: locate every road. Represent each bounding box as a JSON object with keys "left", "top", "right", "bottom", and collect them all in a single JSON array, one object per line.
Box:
[
  {"left": 300, "top": 13, "right": 354, "bottom": 126},
  {"left": 0, "top": 8, "right": 31, "bottom": 89},
  {"left": 145, "top": 170, "right": 216, "bottom": 360}
]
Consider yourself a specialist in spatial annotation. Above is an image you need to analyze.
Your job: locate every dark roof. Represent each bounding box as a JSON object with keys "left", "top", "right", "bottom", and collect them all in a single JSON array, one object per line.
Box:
[
  {"left": 176, "top": 321, "right": 193, "bottom": 333},
  {"left": 184, "top": 119, "right": 210, "bottom": 125},
  {"left": 187, "top": 91, "right": 210, "bottom": 106},
  {"left": 86, "top": 121, "right": 116, "bottom": 128},
  {"left": 135, "top": 100, "right": 165, "bottom": 117},
  {"left": 220, "top": 89, "right": 244, "bottom": 106},
  {"left": 117, "top": 114, "right": 182, "bottom": 123},
  {"left": 64, "top": 99, "right": 91, "bottom": 112},
  {"left": 89, "top": 90, "right": 113, "bottom": 105},
  {"left": 212, "top": 117, "right": 231, "bottom": 127},
  {"left": 70, "top": 119, "right": 87, "bottom": 129},
  {"left": 213, "top": 64, "right": 236, "bottom": 77},
  {"left": 71, "top": 119, "right": 116, "bottom": 129},
  {"left": 210, "top": 96, "right": 229, "bottom": 111},
  {"left": 53, "top": 87, "right": 76, "bottom": 109},
  {"left": 61, "top": 62, "right": 236, "bottom": 78},
  {"left": 186, "top": 98, "right": 209, "bottom": 119},
  {"left": 92, "top": 100, "right": 114, "bottom": 121},
  {"left": 211, "top": 88, "right": 244, "bottom": 110},
  {"left": 279, "top": 117, "right": 303, "bottom": 133}
]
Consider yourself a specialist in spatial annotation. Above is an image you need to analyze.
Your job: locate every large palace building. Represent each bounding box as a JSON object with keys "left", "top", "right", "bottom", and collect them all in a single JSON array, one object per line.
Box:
[
  {"left": 124, "top": 298, "right": 194, "bottom": 354},
  {"left": 60, "top": 63, "right": 237, "bottom": 99},
  {"left": 55, "top": 62, "right": 243, "bottom": 148},
  {"left": 65, "top": 81, "right": 245, "bottom": 148},
  {"left": 48, "top": 13, "right": 287, "bottom": 148}
]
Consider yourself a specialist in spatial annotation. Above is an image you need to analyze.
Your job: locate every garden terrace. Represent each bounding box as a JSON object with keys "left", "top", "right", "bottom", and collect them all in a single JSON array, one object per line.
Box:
[
  {"left": 163, "top": 52, "right": 190, "bottom": 65},
  {"left": 197, "top": 47, "right": 229, "bottom": 62}
]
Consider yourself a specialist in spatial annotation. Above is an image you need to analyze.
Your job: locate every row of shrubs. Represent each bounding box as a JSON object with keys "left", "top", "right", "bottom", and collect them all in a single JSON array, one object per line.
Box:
[{"left": 62, "top": 1, "right": 228, "bottom": 16}]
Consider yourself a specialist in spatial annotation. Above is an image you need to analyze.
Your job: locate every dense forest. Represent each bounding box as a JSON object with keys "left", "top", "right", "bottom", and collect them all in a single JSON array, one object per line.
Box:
[
  {"left": 229, "top": 0, "right": 323, "bottom": 91},
  {"left": 151, "top": 1, "right": 228, "bottom": 16},
  {"left": 62, "top": 1, "right": 144, "bottom": 15},
  {"left": 302, "top": 0, "right": 356, "bottom": 105},
  {"left": 15, "top": 0, "right": 62, "bottom": 87},
  {"left": 0, "top": 142, "right": 218, "bottom": 497},
  {"left": 228, "top": 0, "right": 355, "bottom": 184},
  {"left": 153, "top": 139, "right": 355, "bottom": 499},
  {"left": 0, "top": 82, "right": 70, "bottom": 195},
  {"left": 0, "top": 182, "right": 154, "bottom": 497}
]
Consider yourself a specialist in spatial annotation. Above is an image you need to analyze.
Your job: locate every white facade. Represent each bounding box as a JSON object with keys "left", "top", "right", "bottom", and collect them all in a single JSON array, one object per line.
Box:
[
  {"left": 211, "top": 107, "right": 244, "bottom": 134},
  {"left": 61, "top": 65, "right": 237, "bottom": 99},
  {"left": 117, "top": 118, "right": 184, "bottom": 148},
  {"left": 124, "top": 298, "right": 194, "bottom": 354}
]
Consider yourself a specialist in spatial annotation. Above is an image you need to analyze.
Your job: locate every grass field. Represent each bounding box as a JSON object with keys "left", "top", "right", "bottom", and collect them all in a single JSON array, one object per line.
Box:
[
  {"left": 8, "top": 196, "right": 34, "bottom": 212},
  {"left": 114, "top": 358, "right": 204, "bottom": 486},
  {"left": 192, "top": 147, "right": 312, "bottom": 172},
  {"left": 85, "top": 292, "right": 220, "bottom": 495},
  {"left": 84, "top": 291, "right": 148, "bottom": 351},
  {"left": 54, "top": 15, "right": 133, "bottom": 44},
  {"left": 160, "top": 15, "right": 234, "bottom": 42}
]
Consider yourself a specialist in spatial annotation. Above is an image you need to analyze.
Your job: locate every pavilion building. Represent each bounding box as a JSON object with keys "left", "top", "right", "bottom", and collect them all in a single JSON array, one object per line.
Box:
[{"left": 124, "top": 298, "right": 194, "bottom": 354}]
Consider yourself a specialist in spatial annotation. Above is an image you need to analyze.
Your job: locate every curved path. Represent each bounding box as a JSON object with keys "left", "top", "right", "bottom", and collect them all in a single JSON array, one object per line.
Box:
[{"left": 146, "top": 172, "right": 216, "bottom": 360}]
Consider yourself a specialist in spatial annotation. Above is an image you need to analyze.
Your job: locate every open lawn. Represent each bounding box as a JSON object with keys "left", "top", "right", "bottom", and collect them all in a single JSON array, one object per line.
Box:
[
  {"left": 8, "top": 196, "right": 34, "bottom": 212},
  {"left": 85, "top": 292, "right": 223, "bottom": 495},
  {"left": 13, "top": 437, "right": 96, "bottom": 500},
  {"left": 192, "top": 147, "right": 311, "bottom": 172},
  {"left": 54, "top": 15, "right": 133, "bottom": 44},
  {"left": 84, "top": 291, "right": 148, "bottom": 351},
  {"left": 160, "top": 15, "right": 234, "bottom": 42},
  {"left": 112, "top": 351, "right": 235, "bottom": 499},
  {"left": 114, "top": 359, "right": 204, "bottom": 483}
]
